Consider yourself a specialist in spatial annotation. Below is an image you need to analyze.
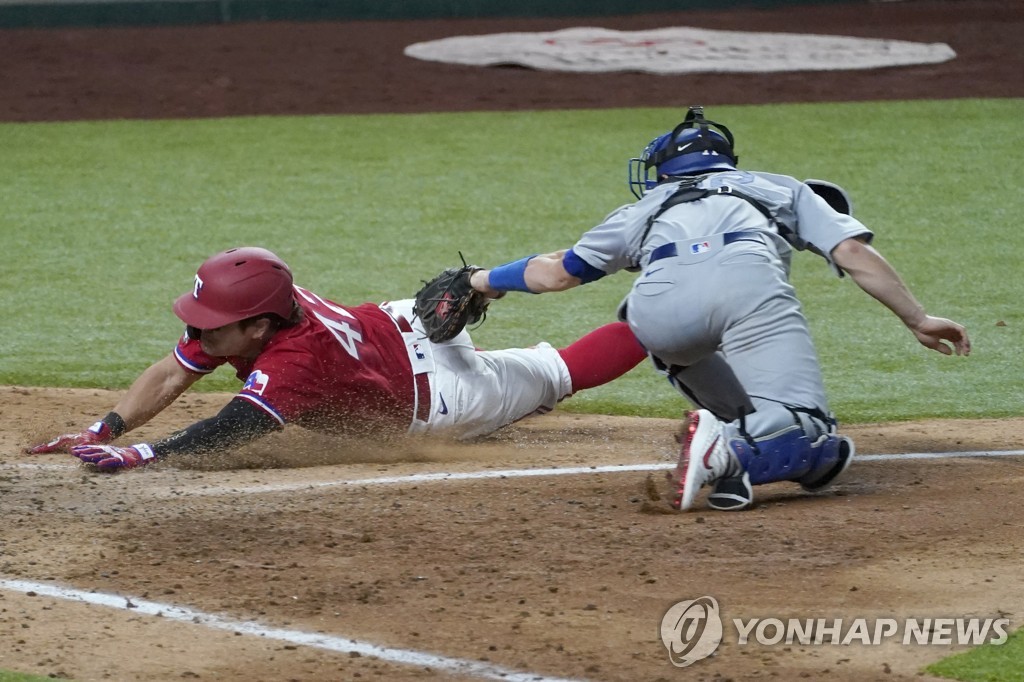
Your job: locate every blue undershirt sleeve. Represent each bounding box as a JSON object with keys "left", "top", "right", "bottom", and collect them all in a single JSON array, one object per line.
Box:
[{"left": 562, "top": 248, "right": 608, "bottom": 284}]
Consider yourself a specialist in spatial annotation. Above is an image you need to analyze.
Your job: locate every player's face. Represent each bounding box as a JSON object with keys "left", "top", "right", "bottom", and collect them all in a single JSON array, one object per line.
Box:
[{"left": 198, "top": 321, "right": 263, "bottom": 358}]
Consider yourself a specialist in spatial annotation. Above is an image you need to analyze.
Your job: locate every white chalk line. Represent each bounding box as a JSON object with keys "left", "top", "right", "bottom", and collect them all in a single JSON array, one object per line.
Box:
[
  {"left": 6, "top": 449, "right": 1024, "bottom": 496},
  {"left": 859, "top": 450, "right": 1024, "bottom": 461},
  {"left": 4, "top": 450, "right": 1023, "bottom": 678},
  {"left": 0, "top": 578, "right": 584, "bottom": 682}
]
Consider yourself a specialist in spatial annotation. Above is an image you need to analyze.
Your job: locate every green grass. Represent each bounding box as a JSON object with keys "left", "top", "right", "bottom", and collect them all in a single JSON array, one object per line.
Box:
[
  {"left": 0, "top": 101, "right": 1019, "bottom": 682},
  {"left": 0, "top": 672, "right": 63, "bottom": 682},
  {"left": 1, "top": 99, "right": 1022, "bottom": 421},
  {"left": 927, "top": 627, "right": 1024, "bottom": 682}
]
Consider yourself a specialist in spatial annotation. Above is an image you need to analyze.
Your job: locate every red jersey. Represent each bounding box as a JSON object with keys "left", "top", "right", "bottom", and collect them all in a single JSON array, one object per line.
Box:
[{"left": 173, "top": 286, "right": 417, "bottom": 435}]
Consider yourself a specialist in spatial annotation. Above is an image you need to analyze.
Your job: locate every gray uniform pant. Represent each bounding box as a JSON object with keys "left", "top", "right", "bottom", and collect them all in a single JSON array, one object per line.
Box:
[{"left": 625, "top": 235, "right": 831, "bottom": 441}]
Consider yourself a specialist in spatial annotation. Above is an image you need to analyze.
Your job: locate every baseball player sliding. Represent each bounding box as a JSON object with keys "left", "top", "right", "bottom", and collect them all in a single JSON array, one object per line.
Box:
[
  {"left": 428, "top": 106, "right": 970, "bottom": 512},
  {"left": 26, "top": 246, "right": 647, "bottom": 468}
]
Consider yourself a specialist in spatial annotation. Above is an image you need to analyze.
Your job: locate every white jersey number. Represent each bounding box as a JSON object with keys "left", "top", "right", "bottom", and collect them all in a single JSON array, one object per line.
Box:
[
  {"left": 297, "top": 287, "right": 363, "bottom": 360},
  {"left": 313, "top": 311, "right": 363, "bottom": 360}
]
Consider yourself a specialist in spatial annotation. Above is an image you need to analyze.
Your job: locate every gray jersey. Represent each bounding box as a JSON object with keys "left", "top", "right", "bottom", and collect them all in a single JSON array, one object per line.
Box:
[
  {"left": 571, "top": 170, "right": 872, "bottom": 279},
  {"left": 571, "top": 171, "right": 872, "bottom": 442}
]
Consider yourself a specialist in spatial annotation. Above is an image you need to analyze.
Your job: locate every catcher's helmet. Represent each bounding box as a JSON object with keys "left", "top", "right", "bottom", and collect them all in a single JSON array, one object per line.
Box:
[
  {"left": 629, "top": 106, "right": 738, "bottom": 199},
  {"left": 173, "top": 246, "right": 295, "bottom": 329}
]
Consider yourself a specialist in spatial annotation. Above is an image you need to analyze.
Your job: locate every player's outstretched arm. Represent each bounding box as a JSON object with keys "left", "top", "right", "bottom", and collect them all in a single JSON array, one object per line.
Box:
[
  {"left": 471, "top": 250, "right": 581, "bottom": 295},
  {"left": 110, "top": 354, "right": 205, "bottom": 431},
  {"left": 831, "top": 237, "right": 971, "bottom": 357},
  {"left": 26, "top": 354, "right": 203, "bottom": 454},
  {"left": 72, "top": 397, "right": 281, "bottom": 471}
]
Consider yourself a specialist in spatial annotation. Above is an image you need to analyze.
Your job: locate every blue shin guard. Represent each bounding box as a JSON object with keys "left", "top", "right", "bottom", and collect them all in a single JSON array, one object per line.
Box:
[
  {"left": 728, "top": 425, "right": 815, "bottom": 485},
  {"left": 798, "top": 435, "right": 854, "bottom": 492},
  {"left": 728, "top": 425, "right": 852, "bottom": 488}
]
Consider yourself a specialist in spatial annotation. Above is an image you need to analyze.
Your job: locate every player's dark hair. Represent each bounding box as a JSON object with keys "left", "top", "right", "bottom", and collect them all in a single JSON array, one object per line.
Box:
[{"left": 241, "top": 300, "right": 304, "bottom": 331}]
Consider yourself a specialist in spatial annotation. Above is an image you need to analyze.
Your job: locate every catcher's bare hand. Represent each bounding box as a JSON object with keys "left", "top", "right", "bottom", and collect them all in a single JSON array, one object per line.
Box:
[{"left": 910, "top": 316, "right": 971, "bottom": 356}]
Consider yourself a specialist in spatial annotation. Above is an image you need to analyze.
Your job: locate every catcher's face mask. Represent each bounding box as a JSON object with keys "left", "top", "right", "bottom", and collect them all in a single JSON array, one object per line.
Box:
[{"left": 628, "top": 105, "right": 739, "bottom": 199}]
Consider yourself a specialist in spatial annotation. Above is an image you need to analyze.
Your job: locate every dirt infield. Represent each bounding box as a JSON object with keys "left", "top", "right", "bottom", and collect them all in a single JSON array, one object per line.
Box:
[
  {"left": 3, "top": 387, "right": 1024, "bottom": 681},
  {"left": 2, "top": 2, "right": 1023, "bottom": 681}
]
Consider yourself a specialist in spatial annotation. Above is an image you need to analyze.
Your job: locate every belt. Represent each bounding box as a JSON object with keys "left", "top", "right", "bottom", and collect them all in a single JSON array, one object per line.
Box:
[
  {"left": 394, "top": 314, "right": 432, "bottom": 424},
  {"left": 649, "top": 231, "right": 762, "bottom": 264}
]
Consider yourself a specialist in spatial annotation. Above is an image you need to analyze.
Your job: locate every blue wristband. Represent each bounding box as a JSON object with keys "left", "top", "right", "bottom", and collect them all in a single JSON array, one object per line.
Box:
[{"left": 488, "top": 255, "right": 537, "bottom": 293}]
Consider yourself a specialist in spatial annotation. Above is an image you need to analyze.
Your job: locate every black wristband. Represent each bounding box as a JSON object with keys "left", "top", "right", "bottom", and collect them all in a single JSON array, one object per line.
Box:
[{"left": 101, "top": 411, "right": 127, "bottom": 439}]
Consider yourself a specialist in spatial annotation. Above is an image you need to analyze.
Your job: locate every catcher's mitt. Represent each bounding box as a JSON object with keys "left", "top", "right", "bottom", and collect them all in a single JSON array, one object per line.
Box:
[{"left": 413, "top": 265, "right": 492, "bottom": 343}]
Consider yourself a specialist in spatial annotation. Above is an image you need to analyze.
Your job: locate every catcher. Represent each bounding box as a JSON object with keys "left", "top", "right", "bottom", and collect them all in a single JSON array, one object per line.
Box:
[
  {"left": 26, "top": 246, "right": 647, "bottom": 468},
  {"left": 416, "top": 107, "right": 971, "bottom": 513}
]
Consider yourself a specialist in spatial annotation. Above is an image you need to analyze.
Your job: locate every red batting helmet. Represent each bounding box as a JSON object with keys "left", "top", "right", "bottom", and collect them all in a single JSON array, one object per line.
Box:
[{"left": 173, "top": 247, "right": 295, "bottom": 329}]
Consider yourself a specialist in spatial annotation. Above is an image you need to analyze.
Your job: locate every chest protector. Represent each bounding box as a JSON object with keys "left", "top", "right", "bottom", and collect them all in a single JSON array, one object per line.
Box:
[{"left": 639, "top": 176, "right": 781, "bottom": 247}]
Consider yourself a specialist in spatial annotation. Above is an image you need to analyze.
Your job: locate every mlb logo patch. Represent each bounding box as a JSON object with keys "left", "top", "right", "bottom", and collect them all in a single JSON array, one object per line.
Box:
[
  {"left": 243, "top": 370, "right": 270, "bottom": 396},
  {"left": 690, "top": 241, "right": 711, "bottom": 255},
  {"left": 413, "top": 343, "right": 426, "bottom": 360}
]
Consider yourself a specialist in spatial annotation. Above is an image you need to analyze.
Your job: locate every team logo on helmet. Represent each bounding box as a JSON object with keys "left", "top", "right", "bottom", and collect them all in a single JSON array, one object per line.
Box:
[{"left": 192, "top": 274, "right": 204, "bottom": 300}]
